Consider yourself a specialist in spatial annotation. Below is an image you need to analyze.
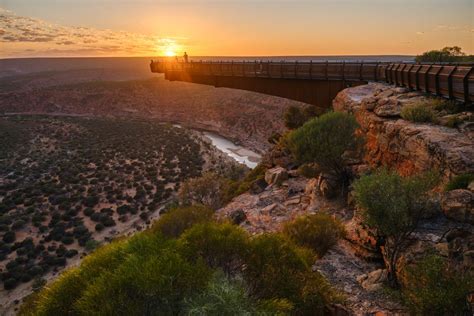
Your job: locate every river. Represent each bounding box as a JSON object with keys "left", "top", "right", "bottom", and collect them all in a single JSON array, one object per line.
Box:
[{"left": 202, "top": 131, "right": 261, "bottom": 169}]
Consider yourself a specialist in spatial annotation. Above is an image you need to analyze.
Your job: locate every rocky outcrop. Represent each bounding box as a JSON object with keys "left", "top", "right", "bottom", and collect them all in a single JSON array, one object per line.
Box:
[
  {"left": 441, "top": 189, "right": 474, "bottom": 224},
  {"left": 333, "top": 83, "right": 474, "bottom": 180}
]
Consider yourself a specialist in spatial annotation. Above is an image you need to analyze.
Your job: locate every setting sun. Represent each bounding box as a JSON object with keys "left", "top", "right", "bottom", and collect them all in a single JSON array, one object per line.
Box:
[{"left": 164, "top": 49, "right": 176, "bottom": 57}]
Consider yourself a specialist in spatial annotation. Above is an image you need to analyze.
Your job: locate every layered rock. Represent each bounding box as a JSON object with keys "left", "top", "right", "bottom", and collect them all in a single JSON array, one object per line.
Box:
[{"left": 333, "top": 83, "right": 474, "bottom": 180}]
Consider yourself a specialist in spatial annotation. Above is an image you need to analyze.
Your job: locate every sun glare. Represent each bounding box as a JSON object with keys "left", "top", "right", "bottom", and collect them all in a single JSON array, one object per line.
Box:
[{"left": 164, "top": 49, "right": 176, "bottom": 57}]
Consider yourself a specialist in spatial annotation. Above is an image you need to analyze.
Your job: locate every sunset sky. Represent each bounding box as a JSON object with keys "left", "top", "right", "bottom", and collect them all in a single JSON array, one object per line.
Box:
[{"left": 0, "top": 0, "right": 472, "bottom": 58}]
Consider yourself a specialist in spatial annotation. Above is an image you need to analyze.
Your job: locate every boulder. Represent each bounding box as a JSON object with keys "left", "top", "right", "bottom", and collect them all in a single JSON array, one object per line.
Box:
[
  {"left": 264, "top": 166, "right": 288, "bottom": 186},
  {"left": 441, "top": 189, "right": 474, "bottom": 224},
  {"left": 356, "top": 269, "right": 388, "bottom": 292}
]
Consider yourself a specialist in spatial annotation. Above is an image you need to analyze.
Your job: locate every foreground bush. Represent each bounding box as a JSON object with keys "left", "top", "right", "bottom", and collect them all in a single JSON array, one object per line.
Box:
[
  {"left": 400, "top": 103, "right": 437, "bottom": 123},
  {"left": 353, "top": 169, "right": 438, "bottom": 285},
  {"left": 22, "top": 214, "right": 338, "bottom": 315},
  {"left": 283, "top": 213, "right": 345, "bottom": 257},
  {"left": 288, "top": 112, "right": 362, "bottom": 177},
  {"left": 75, "top": 251, "right": 210, "bottom": 315},
  {"left": 151, "top": 204, "right": 215, "bottom": 238},
  {"left": 179, "top": 222, "right": 249, "bottom": 275},
  {"left": 445, "top": 173, "right": 474, "bottom": 191},
  {"left": 402, "top": 254, "right": 473, "bottom": 315}
]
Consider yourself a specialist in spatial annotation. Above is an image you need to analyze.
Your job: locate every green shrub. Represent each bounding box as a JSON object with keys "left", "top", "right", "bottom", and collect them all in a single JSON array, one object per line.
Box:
[
  {"left": 151, "top": 204, "right": 215, "bottom": 238},
  {"left": 178, "top": 222, "right": 249, "bottom": 275},
  {"left": 288, "top": 112, "right": 362, "bottom": 177},
  {"left": 432, "top": 99, "right": 464, "bottom": 114},
  {"left": 184, "top": 272, "right": 257, "bottom": 316},
  {"left": 283, "top": 213, "right": 345, "bottom": 257},
  {"left": 74, "top": 251, "right": 210, "bottom": 315},
  {"left": 400, "top": 103, "right": 437, "bottom": 123},
  {"left": 353, "top": 169, "right": 438, "bottom": 284},
  {"left": 402, "top": 254, "right": 473, "bottom": 315},
  {"left": 244, "top": 234, "right": 312, "bottom": 299},
  {"left": 445, "top": 173, "right": 474, "bottom": 191}
]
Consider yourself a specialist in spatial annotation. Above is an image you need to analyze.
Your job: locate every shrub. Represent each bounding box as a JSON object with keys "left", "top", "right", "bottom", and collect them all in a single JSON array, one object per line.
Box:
[
  {"left": 283, "top": 213, "right": 345, "bottom": 257},
  {"left": 152, "top": 205, "right": 214, "bottom": 238},
  {"left": 353, "top": 169, "right": 438, "bottom": 285},
  {"left": 178, "top": 222, "right": 249, "bottom": 275},
  {"left": 402, "top": 254, "right": 473, "bottom": 315},
  {"left": 3, "top": 231, "right": 15, "bottom": 243},
  {"left": 184, "top": 272, "right": 258, "bottom": 315},
  {"left": 244, "top": 234, "right": 312, "bottom": 299},
  {"left": 74, "top": 252, "right": 210, "bottom": 315},
  {"left": 288, "top": 112, "right": 362, "bottom": 177},
  {"left": 400, "top": 103, "right": 437, "bottom": 123},
  {"left": 178, "top": 172, "right": 229, "bottom": 209},
  {"left": 445, "top": 173, "right": 474, "bottom": 191}
]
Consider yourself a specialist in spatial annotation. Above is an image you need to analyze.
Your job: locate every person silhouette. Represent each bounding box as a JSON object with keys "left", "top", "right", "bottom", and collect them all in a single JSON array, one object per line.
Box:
[{"left": 183, "top": 52, "right": 189, "bottom": 63}]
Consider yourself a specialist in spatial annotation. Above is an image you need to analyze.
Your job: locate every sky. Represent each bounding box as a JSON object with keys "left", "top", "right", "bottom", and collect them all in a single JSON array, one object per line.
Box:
[{"left": 0, "top": 0, "right": 472, "bottom": 58}]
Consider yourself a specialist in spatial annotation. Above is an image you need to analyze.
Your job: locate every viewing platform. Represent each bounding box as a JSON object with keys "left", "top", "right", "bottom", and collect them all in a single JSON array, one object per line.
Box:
[{"left": 151, "top": 60, "right": 473, "bottom": 107}]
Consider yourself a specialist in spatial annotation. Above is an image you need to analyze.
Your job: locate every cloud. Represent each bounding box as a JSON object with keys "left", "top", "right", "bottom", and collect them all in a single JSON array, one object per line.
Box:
[{"left": 0, "top": 7, "right": 187, "bottom": 57}]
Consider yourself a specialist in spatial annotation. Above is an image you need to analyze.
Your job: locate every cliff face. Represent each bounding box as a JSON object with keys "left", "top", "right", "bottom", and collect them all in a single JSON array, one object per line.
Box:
[{"left": 333, "top": 83, "right": 474, "bottom": 181}]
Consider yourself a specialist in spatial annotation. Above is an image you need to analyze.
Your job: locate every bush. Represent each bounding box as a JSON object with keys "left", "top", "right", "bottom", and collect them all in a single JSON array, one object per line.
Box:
[
  {"left": 445, "top": 173, "right": 474, "bottom": 191},
  {"left": 74, "top": 251, "right": 210, "bottom": 315},
  {"left": 402, "top": 254, "right": 473, "bottom": 315},
  {"left": 178, "top": 222, "right": 249, "bottom": 275},
  {"left": 152, "top": 205, "right": 214, "bottom": 238},
  {"left": 283, "top": 213, "right": 345, "bottom": 257},
  {"left": 400, "top": 103, "right": 437, "bottom": 123},
  {"left": 288, "top": 112, "right": 362, "bottom": 177},
  {"left": 244, "top": 234, "right": 312, "bottom": 299},
  {"left": 184, "top": 272, "right": 258, "bottom": 315},
  {"left": 353, "top": 169, "right": 438, "bottom": 284},
  {"left": 178, "top": 172, "right": 229, "bottom": 209}
]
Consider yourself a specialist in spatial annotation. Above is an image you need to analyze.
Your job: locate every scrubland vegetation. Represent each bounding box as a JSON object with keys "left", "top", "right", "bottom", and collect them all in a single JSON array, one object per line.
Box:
[
  {"left": 20, "top": 205, "right": 342, "bottom": 315},
  {"left": 0, "top": 116, "right": 204, "bottom": 290}
]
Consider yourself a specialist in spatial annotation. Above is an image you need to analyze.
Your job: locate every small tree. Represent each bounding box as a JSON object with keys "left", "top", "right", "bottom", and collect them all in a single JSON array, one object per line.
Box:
[
  {"left": 288, "top": 112, "right": 363, "bottom": 179},
  {"left": 353, "top": 169, "right": 438, "bottom": 286}
]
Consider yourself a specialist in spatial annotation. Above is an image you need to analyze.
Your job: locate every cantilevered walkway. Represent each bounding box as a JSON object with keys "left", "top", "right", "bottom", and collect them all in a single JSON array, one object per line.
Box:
[{"left": 150, "top": 60, "right": 473, "bottom": 108}]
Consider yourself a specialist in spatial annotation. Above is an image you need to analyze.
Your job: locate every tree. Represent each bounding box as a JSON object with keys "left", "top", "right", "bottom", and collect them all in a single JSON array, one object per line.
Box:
[
  {"left": 353, "top": 169, "right": 438, "bottom": 285},
  {"left": 288, "top": 111, "right": 363, "bottom": 179},
  {"left": 415, "top": 46, "right": 473, "bottom": 63}
]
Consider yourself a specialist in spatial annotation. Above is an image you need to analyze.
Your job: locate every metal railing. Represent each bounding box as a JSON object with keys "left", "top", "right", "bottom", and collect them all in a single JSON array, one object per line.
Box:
[{"left": 150, "top": 60, "right": 474, "bottom": 103}]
